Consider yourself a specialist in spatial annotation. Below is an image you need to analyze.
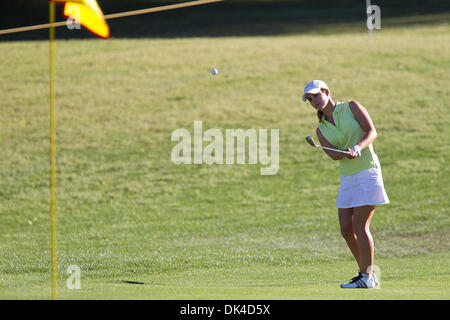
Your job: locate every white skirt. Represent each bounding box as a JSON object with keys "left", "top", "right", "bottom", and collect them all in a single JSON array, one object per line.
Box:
[{"left": 336, "top": 167, "right": 390, "bottom": 208}]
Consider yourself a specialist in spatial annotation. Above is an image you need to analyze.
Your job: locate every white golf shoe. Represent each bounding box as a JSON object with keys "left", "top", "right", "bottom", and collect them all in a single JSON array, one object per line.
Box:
[{"left": 340, "top": 272, "right": 378, "bottom": 289}]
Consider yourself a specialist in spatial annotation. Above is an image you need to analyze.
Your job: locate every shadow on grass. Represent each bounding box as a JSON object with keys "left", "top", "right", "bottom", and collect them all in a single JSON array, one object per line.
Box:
[
  {"left": 122, "top": 280, "right": 145, "bottom": 285},
  {"left": 0, "top": 0, "right": 449, "bottom": 41}
]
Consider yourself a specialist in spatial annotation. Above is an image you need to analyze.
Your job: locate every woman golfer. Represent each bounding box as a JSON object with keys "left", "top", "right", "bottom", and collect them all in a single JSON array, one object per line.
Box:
[{"left": 302, "top": 80, "right": 389, "bottom": 288}]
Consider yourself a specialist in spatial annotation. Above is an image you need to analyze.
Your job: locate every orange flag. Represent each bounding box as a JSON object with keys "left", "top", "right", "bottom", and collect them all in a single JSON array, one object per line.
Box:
[{"left": 51, "top": 0, "right": 109, "bottom": 39}]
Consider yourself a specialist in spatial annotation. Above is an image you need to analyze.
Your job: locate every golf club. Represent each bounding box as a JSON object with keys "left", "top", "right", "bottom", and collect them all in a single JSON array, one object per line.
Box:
[{"left": 305, "top": 136, "right": 351, "bottom": 155}]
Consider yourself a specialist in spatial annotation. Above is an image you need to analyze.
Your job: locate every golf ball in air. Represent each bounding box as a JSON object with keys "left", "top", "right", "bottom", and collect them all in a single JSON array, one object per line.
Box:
[{"left": 211, "top": 68, "right": 218, "bottom": 75}]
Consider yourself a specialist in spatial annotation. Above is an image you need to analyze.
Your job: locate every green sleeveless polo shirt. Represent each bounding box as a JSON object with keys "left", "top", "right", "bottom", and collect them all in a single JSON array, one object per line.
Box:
[{"left": 318, "top": 101, "right": 380, "bottom": 176}]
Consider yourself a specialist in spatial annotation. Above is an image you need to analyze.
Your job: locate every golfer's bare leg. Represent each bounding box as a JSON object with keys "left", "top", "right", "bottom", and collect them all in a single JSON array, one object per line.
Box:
[
  {"left": 353, "top": 205, "right": 376, "bottom": 274},
  {"left": 338, "top": 208, "right": 363, "bottom": 272}
]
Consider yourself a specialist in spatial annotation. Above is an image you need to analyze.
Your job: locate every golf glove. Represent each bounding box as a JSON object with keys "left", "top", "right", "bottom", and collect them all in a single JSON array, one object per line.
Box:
[{"left": 351, "top": 145, "right": 362, "bottom": 157}]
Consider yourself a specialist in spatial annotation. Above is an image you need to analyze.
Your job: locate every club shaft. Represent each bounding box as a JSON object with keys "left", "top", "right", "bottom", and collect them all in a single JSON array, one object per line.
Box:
[{"left": 316, "top": 145, "right": 351, "bottom": 154}]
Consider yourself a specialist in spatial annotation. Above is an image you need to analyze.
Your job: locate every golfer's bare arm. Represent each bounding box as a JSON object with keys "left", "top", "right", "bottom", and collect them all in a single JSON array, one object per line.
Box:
[
  {"left": 349, "top": 100, "right": 377, "bottom": 150},
  {"left": 316, "top": 128, "right": 347, "bottom": 160}
]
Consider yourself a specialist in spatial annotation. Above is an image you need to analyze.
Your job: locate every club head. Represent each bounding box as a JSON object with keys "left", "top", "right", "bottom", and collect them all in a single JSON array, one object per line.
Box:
[{"left": 305, "top": 136, "right": 316, "bottom": 147}]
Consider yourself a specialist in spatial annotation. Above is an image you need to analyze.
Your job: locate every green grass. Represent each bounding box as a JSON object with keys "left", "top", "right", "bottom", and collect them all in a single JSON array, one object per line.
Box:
[
  {"left": 1, "top": 255, "right": 448, "bottom": 299},
  {"left": 0, "top": 21, "right": 449, "bottom": 299},
  {"left": 2, "top": 255, "right": 449, "bottom": 300}
]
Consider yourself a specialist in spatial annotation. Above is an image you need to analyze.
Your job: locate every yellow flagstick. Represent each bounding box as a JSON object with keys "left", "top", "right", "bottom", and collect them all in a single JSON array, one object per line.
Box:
[{"left": 49, "top": 1, "right": 58, "bottom": 301}]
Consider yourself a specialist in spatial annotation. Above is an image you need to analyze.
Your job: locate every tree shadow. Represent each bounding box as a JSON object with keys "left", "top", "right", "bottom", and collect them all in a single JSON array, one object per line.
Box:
[{"left": 0, "top": 0, "right": 448, "bottom": 41}]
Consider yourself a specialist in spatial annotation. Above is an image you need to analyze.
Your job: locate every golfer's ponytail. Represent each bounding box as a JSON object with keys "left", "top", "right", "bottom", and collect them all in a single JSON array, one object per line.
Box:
[{"left": 317, "top": 110, "right": 324, "bottom": 123}]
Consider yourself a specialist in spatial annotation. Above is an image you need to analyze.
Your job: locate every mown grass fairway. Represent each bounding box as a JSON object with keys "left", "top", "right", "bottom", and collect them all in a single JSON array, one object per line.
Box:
[{"left": 1, "top": 20, "right": 449, "bottom": 299}]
